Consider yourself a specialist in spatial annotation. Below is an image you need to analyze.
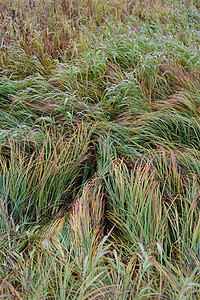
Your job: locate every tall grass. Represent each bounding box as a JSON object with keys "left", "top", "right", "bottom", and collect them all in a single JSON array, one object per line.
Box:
[{"left": 0, "top": 0, "right": 200, "bottom": 298}]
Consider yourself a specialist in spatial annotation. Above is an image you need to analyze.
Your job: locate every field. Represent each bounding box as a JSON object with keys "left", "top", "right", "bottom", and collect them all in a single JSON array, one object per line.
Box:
[{"left": 0, "top": 0, "right": 200, "bottom": 298}]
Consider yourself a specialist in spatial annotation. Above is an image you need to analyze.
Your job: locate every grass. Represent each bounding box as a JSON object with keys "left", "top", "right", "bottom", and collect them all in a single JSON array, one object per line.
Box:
[{"left": 0, "top": 0, "right": 200, "bottom": 298}]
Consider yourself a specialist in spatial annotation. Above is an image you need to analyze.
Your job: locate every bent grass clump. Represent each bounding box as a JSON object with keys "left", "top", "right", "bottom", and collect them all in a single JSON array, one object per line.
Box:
[{"left": 0, "top": 0, "right": 200, "bottom": 298}]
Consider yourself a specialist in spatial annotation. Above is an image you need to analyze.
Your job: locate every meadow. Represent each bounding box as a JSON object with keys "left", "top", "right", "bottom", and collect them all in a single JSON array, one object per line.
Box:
[{"left": 0, "top": 0, "right": 200, "bottom": 298}]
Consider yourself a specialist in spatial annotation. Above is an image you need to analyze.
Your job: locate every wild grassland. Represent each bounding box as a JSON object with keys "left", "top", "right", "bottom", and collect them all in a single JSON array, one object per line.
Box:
[{"left": 0, "top": 0, "right": 200, "bottom": 298}]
